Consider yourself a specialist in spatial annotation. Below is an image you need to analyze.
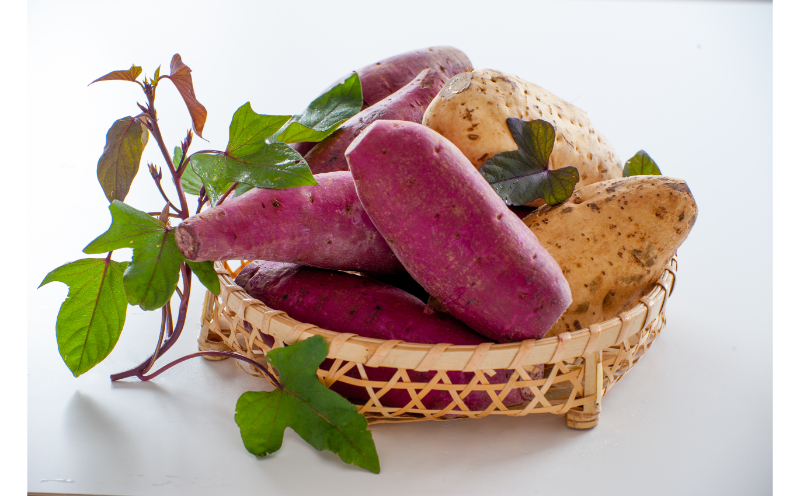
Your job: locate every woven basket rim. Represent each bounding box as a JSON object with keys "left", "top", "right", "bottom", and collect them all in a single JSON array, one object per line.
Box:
[{"left": 211, "top": 255, "right": 677, "bottom": 372}]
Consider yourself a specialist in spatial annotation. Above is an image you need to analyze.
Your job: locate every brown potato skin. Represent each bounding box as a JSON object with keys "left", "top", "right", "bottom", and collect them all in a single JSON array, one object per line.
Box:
[
  {"left": 523, "top": 176, "right": 698, "bottom": 337},
  {"left": 423, "top": 69, "right": 623, "bottom": 194}
]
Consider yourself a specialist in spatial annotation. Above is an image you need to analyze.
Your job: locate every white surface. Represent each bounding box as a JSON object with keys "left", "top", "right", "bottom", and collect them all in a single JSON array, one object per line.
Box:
[{"left": 27, "top": 1, "right": 773, "bottom": 495}]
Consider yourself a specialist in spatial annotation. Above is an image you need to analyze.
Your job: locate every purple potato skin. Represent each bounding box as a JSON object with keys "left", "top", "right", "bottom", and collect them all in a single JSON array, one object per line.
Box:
[
  {"left": 236, "top": 261, "right": 536, "bottom": 411},
  {"left": 289, "top": 141, "right": 316, "bottom": 157},
  {"left": 305, "top": 69, "right": 448, "bottom": 174},
  {"left": 361, "top": 271, "right": 429, "bottom": 303},
  {"left": 291, "top": 46, "right": 472, "bottom": 154},
  {"left": 325, "top": 46, "right": 473, "bottom": 110},
  {"left": 175, "top": 171, "right": 404, "bottom": 274},
  {"left": 345, "top": 121, "right": 573, "bottom": 342}
]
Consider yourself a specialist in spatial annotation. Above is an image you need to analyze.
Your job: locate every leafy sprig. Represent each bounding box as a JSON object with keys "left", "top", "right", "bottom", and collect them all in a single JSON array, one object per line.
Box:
[
  {"left": 41, "top": 54, "right": 375, "bottom": 472},
  {"left": 189, "top": 103, "right": 314, "bottom": 205},
  {"left": 39, "top": 256, "right": 128, "bottom": 377}
]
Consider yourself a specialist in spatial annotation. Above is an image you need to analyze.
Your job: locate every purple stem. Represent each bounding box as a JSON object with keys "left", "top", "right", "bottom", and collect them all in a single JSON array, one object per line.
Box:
[
  {"left": 136, "top": 351, "right": 279, "bottom": 386},
  {"left": 110, "top": 262, "right": 193, "bottom": 381},
  {"left": 215, "top": 182, "right": 239, "bottom": 206},
  {"left": 165, "top": 301, "right": 174, "bottom": 339}
]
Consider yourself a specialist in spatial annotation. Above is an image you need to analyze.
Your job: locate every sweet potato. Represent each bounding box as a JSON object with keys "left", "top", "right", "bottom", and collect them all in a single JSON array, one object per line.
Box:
[
  {"left": 345, "top": 120, "right": 572, "bottom": 342},
  {"left": 236, "top": 261, "right": 537, "bottom": 411},
  {"left": 291, "top": 46, "right": 472, "bottom": 155},
  {"left": 175, "top": 171, "right": 404, "bottom": 274},
  {"left": 304, "top": 69, "right": 449, "bottom": 174},
  {"left": 361, "top": 271, "right": 430, "bottom": 303},
  {"left": 523, "top": 176, "right": 698, "bottom": 337},
  {"left": 327, "top": 46, "right": 472, "bottom": 110},
  {"left": 422, "top": 69, "right": 623, "bottom": 193}
]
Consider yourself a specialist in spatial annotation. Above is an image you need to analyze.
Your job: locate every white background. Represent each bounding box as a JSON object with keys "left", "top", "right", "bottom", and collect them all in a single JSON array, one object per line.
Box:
[{"left": 12, "top": 0, "right": 788, "bottom": 494}]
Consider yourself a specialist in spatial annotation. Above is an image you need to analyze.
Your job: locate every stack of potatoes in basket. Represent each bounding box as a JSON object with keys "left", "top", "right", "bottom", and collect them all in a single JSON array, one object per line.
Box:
[{"left": 175, "top": 47, "right": 697, "bottom": 412}]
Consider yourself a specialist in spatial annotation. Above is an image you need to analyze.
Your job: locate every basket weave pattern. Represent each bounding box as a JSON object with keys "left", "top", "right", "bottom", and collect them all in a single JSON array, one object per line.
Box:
[{"left": 198, "top": 257, "right": 677, "bottom": 426}]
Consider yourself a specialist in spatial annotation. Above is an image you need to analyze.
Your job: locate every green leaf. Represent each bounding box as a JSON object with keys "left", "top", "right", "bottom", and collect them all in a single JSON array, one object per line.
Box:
[
  {"left": 483, "top": 151, "right": 580, "bottom": 206},
  {"left": 233, "top": 183, "right": 254, "bottom": 198},
  {"left": 188, "top": 154, "right": 227, "bottom": 204},
  {"left": 186, "top": 260, "right": 220, "bottom": 295},
  {"left": 152, "top": 65, "right": 161, "bottom": 84},
  {"left": 188, "top": 102, "right": 316, "bottom": 205},
  {"left": 274, "top": 73, "right": 362, "bottom": 144},
  {"left": 227, "top": 102, "right": 292, "bottom": 157},
  {"left": 480, "top": 118, "right": 580, "bottom": 206},
  {"left": 39, "top": 258, "right": 128, "bottom": 377},
  {"left": 89, "top": 64, "right": 142, "bottom": 85},
  {"left": 83, "top": 201, "right": 183, "bottom": 310},
  {"left": 235, "top": 335, "right": 380, "bottom": 473},
  {"left": 623, "top": 150, "right": 662, "bottom": 177},
  {"left": 83, "top": 201, "right": 165, "bottom": 254},
  {"left": 226, "top": 143, "right": 316, "bottom": 188},
  {"left": 123, "top": 229, "right": 183, "bottom": 311},
  {"left": 96, "top": 117, "right": 149, "bottom": 203},
  {"left": 507, "top": 115, "right": 555, "bottom": 168},
  {"left": 176, "top": 147, "right": 203, "bottom": 196},
  {"left": 191, "top": 143, "right": 316, "bottom": 205}
]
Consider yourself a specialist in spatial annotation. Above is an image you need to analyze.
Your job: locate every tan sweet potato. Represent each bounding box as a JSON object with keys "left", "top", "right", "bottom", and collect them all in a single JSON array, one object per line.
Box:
[
  {"left": 422, "top": 69, "right": 623, "bottom": 194},
  {"left": 522, "top": 175, "right": 698, "bottom": 337}
]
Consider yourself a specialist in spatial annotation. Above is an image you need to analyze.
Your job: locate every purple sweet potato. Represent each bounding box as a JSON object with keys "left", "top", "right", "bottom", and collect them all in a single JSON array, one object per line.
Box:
[
  {"left": 291, "top": 46, "right": 472, "bottom": 156},
  {"left": 360, "top": 270, "right": 430, "bottom": 303},
  {"left": 236, "top": 261, "right": 537, "bottom": 411},
  {"left": 345, "top": 121, "right": 572, "bottom": 342},
  {"left": 175, "top": 171, "right": 404, "bottom": 274},
  {"left": 304, "top": 68, "right": 448, "bottom": 174},
  {"left": 330, "top": 46, "right": 472, "bottom": 110}
]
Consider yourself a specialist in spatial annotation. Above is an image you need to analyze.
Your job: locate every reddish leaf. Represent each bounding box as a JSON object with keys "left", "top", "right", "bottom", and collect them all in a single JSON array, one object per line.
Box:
[
  {"left": 89, "top": 64, "right": 143, "bottom": 85},
  {"left": 165, "top": 54, "right": 207, "bottom": 138}
]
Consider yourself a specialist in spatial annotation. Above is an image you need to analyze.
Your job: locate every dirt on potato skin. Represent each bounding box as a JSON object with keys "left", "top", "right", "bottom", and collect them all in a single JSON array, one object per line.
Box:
[
  {"left": 523, "top": 175, "right": 698, "bottom": 338},
  {"left": 422, "top": 68, "right": 624, "bottom": 196}
]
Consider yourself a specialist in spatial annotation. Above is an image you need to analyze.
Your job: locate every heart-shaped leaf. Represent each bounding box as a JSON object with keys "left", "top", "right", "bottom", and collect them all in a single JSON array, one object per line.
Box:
[
  {"left": 39, "top": 258, "right": 129, "bottom": 377},
  {"left": 235, "top": 335, "right": 380, "bottom": 473},
  {"left": 480, "top": 118, "right": 579, "bottom": 206}
]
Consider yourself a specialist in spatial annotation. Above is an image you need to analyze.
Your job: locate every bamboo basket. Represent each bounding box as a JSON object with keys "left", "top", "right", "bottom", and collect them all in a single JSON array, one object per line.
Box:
[{"left": 197, "top": 255, "right": 678, "bottom": 429}]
